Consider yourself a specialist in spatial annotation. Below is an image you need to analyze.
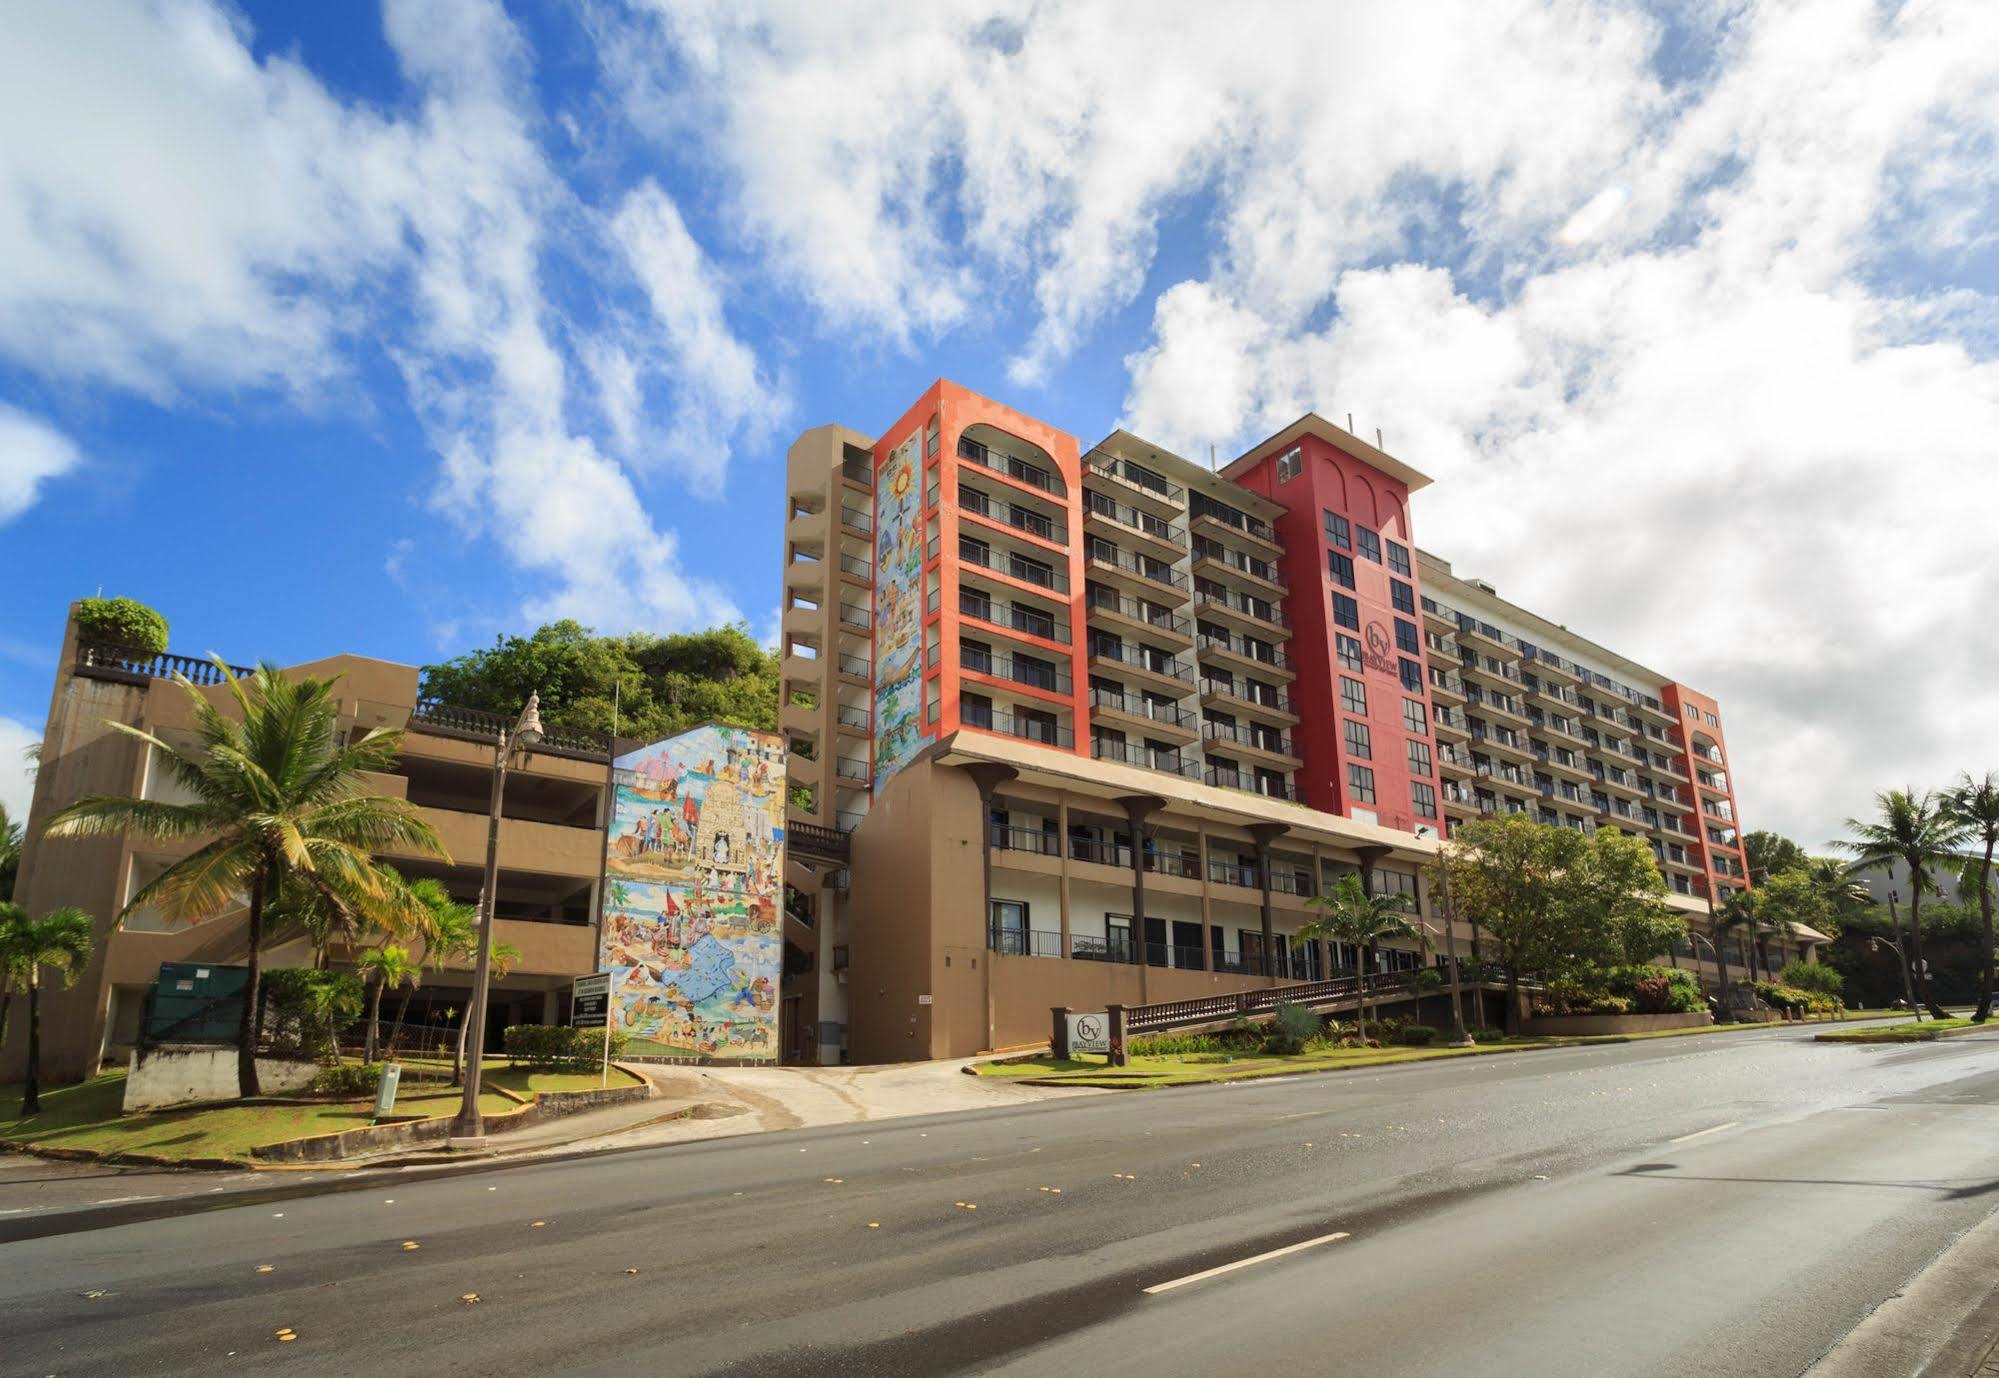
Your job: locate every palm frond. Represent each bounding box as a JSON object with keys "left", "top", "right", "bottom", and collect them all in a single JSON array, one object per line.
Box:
[
  {"left": 41, "top": 795, "right": 229, "bottom": 841},
  {"left": 122, "top": 839, "right": 259, "bottom": 925}
]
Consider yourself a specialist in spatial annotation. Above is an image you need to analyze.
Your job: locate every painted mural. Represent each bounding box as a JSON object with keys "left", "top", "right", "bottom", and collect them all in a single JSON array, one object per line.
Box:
[
  {"left": 597, "top": 724, "right": 786, "bottom": 1062},
  {"left": 872, "top": 430, "right": 928, "bottom": 791}
]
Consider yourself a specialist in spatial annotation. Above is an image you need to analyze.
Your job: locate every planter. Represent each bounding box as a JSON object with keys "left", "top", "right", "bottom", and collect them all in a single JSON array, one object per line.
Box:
[
  {"left": 1518, "top": 1011, "right": 1713, "bottom": 1037},
  {"left": 123, "top": 1044, "right": 319, "bottom": 1114}
]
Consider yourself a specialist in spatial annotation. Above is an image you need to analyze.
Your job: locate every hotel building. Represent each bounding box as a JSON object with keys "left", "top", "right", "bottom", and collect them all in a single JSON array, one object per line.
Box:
[{"left": 781, "top": 380, "right": 1769, "bottom": 1062}]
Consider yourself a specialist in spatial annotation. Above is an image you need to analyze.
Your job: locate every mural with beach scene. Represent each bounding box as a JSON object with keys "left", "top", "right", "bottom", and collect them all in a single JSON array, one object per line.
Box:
[
  {"left": 598, "top": 723, "right": 786, "bottom": 1061},
  {"left": 872, "top": 429, "right": 928, "bottom": 791}
]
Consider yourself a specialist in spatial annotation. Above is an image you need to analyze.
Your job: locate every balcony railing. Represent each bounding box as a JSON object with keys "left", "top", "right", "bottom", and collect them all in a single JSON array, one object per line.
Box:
[
  {"left": 958, "top": 435, "right": 1065, "bottom": 497},
  {"left": 839, "top": 504, "right": 872, "bottom": 533},
  {"left": 1085, "top": 590, "right": 1191, "bottom": 637},
  {"left": 1088, "top": 637, "right": 1194, "bottom": 683},
  {"left": 841, "top": 452, "right": 873, "bottom": 488},
  {"left": 410, "top": 698, "right": 613, "bottom": 760},
  {"left": 835, "top": 756, "right": 868, "bottom": 783},
  {"left": 988, "top": 924, "right": 1065, "bottom": 958},
  {"left": 963, "top": 710, "right": 1074, "bottom": 749},
  {"left": 838, "top": 553, "right": 874, "bottom": 581},
  {"left": 1189, "top": 492, "right": 1276, "bottom": 544},
  {"left": 75, "top": 643, "right": 253, "bottom": 688},
  {"left": 1084, "top": 454, "right": 1184, "bottom": 503},
  {"left": 962, "top": 487, "right": 1063, "bottom": 544},
  {"left": 838, "top": 602, "right": 871, "bottom": 630},
  {"left": 1194, "top": 588, "right": 1288, "bottom": 629},
  {"left": 1199, "top": 677, "right": 1296, "bottom": 716},
  {"left": 960, "top": 593, "right": 1071, "bottom": 643},
  {"left": 989, "top": 824, "right": 1060, "bottom": 856},
  {"left": 1089, "top": 687, "right": 1195, "bottom": 729},
  {"left": 1208, "top": 859, "right": 1261, "bottom": 889},
  {"left": 953, "top": 537, "right": 1068, "bottom": 592},
  {"left": 1202, "top": 720, "right": 1295, "bottom": 756},
  {"left": 1085, "top": 489, "right": 1183, "bottom": 545},
  {"left": 1196, "top": 633, "right": 1289, "bottom": 671},
  {"left": 961, "top": 646, "right": 1072, "bottom": 694},
  {"left": 1086, "top": 538, "right": 1187, "bottom": 589},
  {"left": 836, "top": 704, "right": 870, "bottom": 730},
  {"left": 837, "top": 653, "right": 871, "bottom": 679},
  {"left": 1205, "top": 766, "right": 1296, "bottom": 800},
  {"left": 1091, "top": 735, "right": 1200, "bottom": 777},
  {"left": 1192, "top": 538, "right": 1286, "bottom": 589}
]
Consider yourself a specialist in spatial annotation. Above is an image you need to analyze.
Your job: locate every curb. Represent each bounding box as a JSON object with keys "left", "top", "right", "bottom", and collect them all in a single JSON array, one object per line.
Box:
[
  {"left": 1814, "top": 1023, "right": 1999, "bottom": 1045},
  {"left": 1803, "top": 1205, "right": 1999, "bottom": 1377}
]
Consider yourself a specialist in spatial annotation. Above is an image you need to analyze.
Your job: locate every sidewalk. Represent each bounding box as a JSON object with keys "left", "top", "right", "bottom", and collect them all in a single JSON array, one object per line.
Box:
[{"left": 1805, "top": 1204, "right": 1999, "bottom": 1378}]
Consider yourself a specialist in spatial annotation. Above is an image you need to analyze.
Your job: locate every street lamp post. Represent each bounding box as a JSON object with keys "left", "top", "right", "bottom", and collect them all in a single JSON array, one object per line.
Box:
[{"left": 451, "top": 692, "right": 544, "bottom": 1146}]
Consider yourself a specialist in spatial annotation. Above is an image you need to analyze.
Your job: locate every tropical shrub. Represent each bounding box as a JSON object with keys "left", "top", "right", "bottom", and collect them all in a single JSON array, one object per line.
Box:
[
  {"left": 502, "top": 1023, "right": 629, "bottom": 1071},
  {"left": 262, "top": 969, "right": 364, "bottom": 1059},
  {"left": 1263, "top": 1001, "right": 1323, "bottom": 1055},
  {"left": 1779, "top": 959, "right": 1845, "bottom": 998},
  {"left": 73, "top": 596, "right": 168, "bottom": 653},
  {"left": 1470, "top": 1027, "right": 1510, "bottom": 1043},
  {"left": 310, "top": 1062, "right": 383, "bottom": 1095},
  {"left": 1603, "top": 964, "right": 1704, "bottom": 1013},
  {"left": 1394, "top": 1024, "right": 1438, "bottom": 1046}
]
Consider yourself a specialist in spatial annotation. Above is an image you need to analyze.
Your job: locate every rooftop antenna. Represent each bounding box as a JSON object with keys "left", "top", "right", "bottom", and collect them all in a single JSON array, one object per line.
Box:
[
  {"left": 1376, "top": 428, "right": 1384, "bottom": 450},
  {"left": 1209, "top": 444, "right": 1217, "bottom": 471},
  {"left": 1347, "top": 412, "right": 1354, "bottom": 433}
]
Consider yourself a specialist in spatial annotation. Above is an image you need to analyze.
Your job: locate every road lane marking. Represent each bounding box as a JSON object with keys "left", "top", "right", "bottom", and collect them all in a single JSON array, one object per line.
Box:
[
  {"left": 1668, "top": 1121, "right": 1740, "bottom": 1144},
  {"left": 1143, "top": 1232, "right": 1351, "bottom": 1295}
]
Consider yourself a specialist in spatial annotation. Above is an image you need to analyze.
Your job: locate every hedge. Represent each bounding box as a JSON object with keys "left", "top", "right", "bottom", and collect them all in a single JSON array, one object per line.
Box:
[
  {"left": 74, "top": 596, "right": 169, "bottom": 654},
  {"left": 502, "top": 1023, "right": 629, "bottom": 1071}
]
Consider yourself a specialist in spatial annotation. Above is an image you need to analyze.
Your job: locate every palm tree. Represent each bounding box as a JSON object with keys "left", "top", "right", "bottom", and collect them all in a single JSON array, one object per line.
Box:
[
  {"left": 1713, "top": 892, "right": 1764, "bottom": 1004},
  {"left": 0, "top": 802, "right": 22, "bottom": 902},
  {"left": 41, "top": 662, "right": 446, "bottom": 1095},
  {"left": 0, "top": 904, "right": 95, "bottom": 1115},
  {"left": 356, "top": 944, "right": 420, "bottom": 1064},
  {"left": 1803, "top": 856, "right": 1872, "bottom": 915},
  {"left": 1945, "top": 772, "right": 1999, "bottom": 1022},
  {"left": 1837, "top": 788, "right": 1969, "bottom": 1021},
  {"left": 1302, "top": 875, "right": 1423, "bottom": 1042}
]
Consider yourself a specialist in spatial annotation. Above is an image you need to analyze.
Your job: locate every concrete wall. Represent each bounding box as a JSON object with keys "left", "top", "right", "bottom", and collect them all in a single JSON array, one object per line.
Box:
[
  {"left": 122, "top": 1044, "right": 319, "bottom": 1113},
  {"left": 1519, "top": 1011, "right": 1712, "bottom": 1037}
]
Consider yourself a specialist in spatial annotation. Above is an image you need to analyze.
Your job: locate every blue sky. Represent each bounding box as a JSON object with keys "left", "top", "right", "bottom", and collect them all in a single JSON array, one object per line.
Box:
[{"left": 3, "top": 1, "right": 1998, "bottom": 846}]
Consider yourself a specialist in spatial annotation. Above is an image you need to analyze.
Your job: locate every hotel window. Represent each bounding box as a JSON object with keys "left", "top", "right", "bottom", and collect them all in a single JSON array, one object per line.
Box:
[
  {"left": 1412, "top": 781, "right": 1439, "bottom": 819},
  {"left": 1333, "top": 593, "right": 1359, "bottom": 631},
  {"left": 1375, "top": 867, "right": 1419, "bottom": 911},
  {"left": 1337, "top": 633, "right": 1363, "bottom": 671},
  {"left": 1328, "top": 550, "right": 1356, "bottom": 590},
  {"left": 1357, "top": 527, "right": 1383, "bottom": 563},
  {"left": 1345, "top": 719, "right": 1372, "bottom": 760},
  {"left": 1402, "top": 697, "right": 1428, "bottom": 735},
  {"left": 1340, "top": 676, "right": 1368, "bottom": 715},
  {"left": 1390, "top": 578, "right": 1414, "bottom": 614},
  {"left": 1398, "top": 657, "right": 1423, "bottom": 692},
  {"left": 1395, "top": 619, "right": 1419, "bottom": 655},
  {"left": 1276, "top": 447, "right": 1302, "bottom": 483},
  {"left": 1387, "top": 540, "right": 1411, "bottom": 576},
  {"left": 925, "top": 417, "right": 940, "bottom": 457},
  {"left": 1348, "top": 763, "right": 1377, "bottom": 804},
  {"left": 989, "top": 899, "right": 1027, "bottom": 946},
  {"left": 1408, "top": 739, "right": 1432, "bottom": 777},
  {"left": 1324, "top": 511, "right": 1351, "bottom": 550}
]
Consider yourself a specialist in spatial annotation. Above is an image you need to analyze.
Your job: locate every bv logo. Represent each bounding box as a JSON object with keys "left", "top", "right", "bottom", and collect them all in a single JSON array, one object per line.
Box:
[{"left": 1363, "top": 620, "right": 1397, "bottom": 673}]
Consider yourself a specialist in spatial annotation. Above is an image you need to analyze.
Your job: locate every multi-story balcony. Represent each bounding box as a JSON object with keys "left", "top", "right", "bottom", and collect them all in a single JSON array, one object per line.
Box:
[
  {"left": 960, "top": 645, "right": 1072, "bottom": 698},
  {"left": 1436, "top": 743, "right": 1475, "bottom": 778},
  {"left": 1191, "top": 536, "right": 1286, "bottom": 597},
  {"left": 955, "top": 588, "right": 1072, "bottom": 647},
  {"left": 1593, "top": 763, "right": 1646, "bottom": 801},
  {"left": 1082, "top": 453, "right": 1186, "bottom": 518},
  {"left": 1084, "top": 588, "right": 1195, "bottom": 649},
  {"left": 1083, "top": 490, "right": 1185, "bottom": 564},
  {"left": 1533, "top": 744, "right": 1591, "bottom": 782},
  {"left": 1432, "top": 704, "right": 1471, "bottom": 742},
  {"left": 835, "top": 703, "right": 870, "bottom": 738},
  {"left": 1475, "top": 759, "right": 1533, "bottom": 791},
  {"left": 1459, "top": 652, "right": 1522, "bottom": 689},
  {"left": 947, "top": 533, "right": 1068, "bottom": 596},
  {"left": 1523, "top": 675, "right": 1582, "bottom": 709},
  {"left": 1091, "top": 733, "right": 1200, "bottom": 778},
  {"left": 1199, "top": 676, "right": 1299, "bottom": 725},
  {"left": 961, "top": 485, "right": 1066, "bottom": 549},
  {"left": 1195, "top": 630, "right": 1294, "bottom": 680},
  {"left": 1420, "top": 597, "right": 1459, "bottom": 636},
  {"left": 1464, "top": 685, "right": 1530, "bottom": 728},
  {"left": 1085, "top": 537, "right": 1187, "bottom": 596},
  {"left": 1193, "top": 584, "right": 1288, "bottom": 634},
  {"left": 837, "top": 551, "right": 873, "bottom": 589},
  {"left": 960, "top": 701, "right": 1075, "bottom": 750},
  {"left": 1427, "top": 666, "right": 1467, "bottom": 704},
  {"left": 957, "top": 434, "right": 1065, "bottom": 498},
  {"left": 1188, "top": 492, "right": 1281, "bottom": 556},
  {"left": 1470, "top": 722, "right": 1534, "bottom": 765},
  {"left": 1202, "top": 718, "right": 1300, "bottom": 767},
  {"left": 1204, "top": 763, "right": 1296, "bottom": 801},
  {"left": 836, "top": 651, "right": 871, "bottom": 686},
  {"left": 1522, "top": 648, "right": 1581, "bottom": 685},
  {"left": 1087, "top": 633, "right": 1194, "bottom": 695},
  {"left": 1088, "top": 686, "right": 1200, "bottom": 744}
]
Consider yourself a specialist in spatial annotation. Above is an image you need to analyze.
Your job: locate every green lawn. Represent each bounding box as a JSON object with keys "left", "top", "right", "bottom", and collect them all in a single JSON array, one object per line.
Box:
[
  {"left": 483, "top": 1064, "right": 644, "bottom": 1097},
  {"left": 1815, "top": 1017, "right": 1984, "bottom": 1043},
  {"left": 981, "top": 1011, "right": 1913, "bottom": 1088},
  {"left": 0, "top": 1072, "right": 520, "bottom": 1165}
]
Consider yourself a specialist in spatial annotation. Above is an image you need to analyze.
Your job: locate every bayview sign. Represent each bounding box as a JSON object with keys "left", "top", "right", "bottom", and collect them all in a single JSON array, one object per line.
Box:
[{"left": 1067, "top": 1011, "right": 1110, "bottom": 1055}]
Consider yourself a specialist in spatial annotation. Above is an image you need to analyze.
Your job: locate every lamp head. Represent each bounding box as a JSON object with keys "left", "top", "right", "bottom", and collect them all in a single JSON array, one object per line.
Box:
[{"left": 515, "top": 692, "right": 545, "bottom": 747}]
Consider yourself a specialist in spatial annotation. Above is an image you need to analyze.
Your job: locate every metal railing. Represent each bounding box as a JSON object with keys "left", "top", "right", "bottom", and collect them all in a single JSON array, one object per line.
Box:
[
  {"left": 1088, "top": 687, "right": 1195, "bottom": 729},
  {"left": 1084, "top": 453, "right": 1184, "bottom": 503},
  {"left": 962, "top": 488, "right": 1063, "bottom": 544},
  {"left": 839, "top": 553, "right": 874, "bottom": 581},
  {"left": 1088, "top": 636, "right": 1194, "bottom": 683},
  {"left": 840, "top": 504, "right": 872, "bottom": 533},
  {"left": 1085, "top": 591, "right": 1191, "bottom": 637},
  {"left": 961, "top": 594, "right": 1070, "bottom": 643},
  {"left": 990, "top": 825, "right": 1060, "bottom": 856},
  {"left": 1194, "top": 588, "right": 1288, "bottom": 629},
  {"left": 1198, "top": 632, "right": 1289, "bottom": 671},
  {"left": 410, "top": 699, "right": 613, "bottom": 760},
  {"left": 1192, "top": 537, "right": 1286, "bottom": 589},
  {"left": 1091, "top": 735, "right": 1200, "bottom": 777},
  {"left": 837, "top": 653, "right": 872, "bottom": 678},
  {"left": 961, "top": 646, "right": 1071, "bottom": 694},
  {"left": 1189, "top": 492, "right": 1276, "bottom": 544},
  {"left": 954, "top": 537, "right": 1068, "bottom": 592},
  {"left": 958, "top": 435, "right": 1066, "bottom": 497},
  {"left": 1086, "top": 538, "right": 1187, "bottom": 589},
  {"left": 1202, "top": 720, "right": 1295, "bottom": 756},
  {"left": 1085, "top": 489, "right": 1183, "bottom": 544},
  {"left": 1124, "top": 967, "right": 1435, "bottom": 1034},
  {"left": 989, "top": 924, "right": 1065, "bottom": 958},
  {"left": 1205, "top": 766, "right": 1296, "bottom": 800},
  {"left": 1199, "top": 677, "right": 1296, "bottom": 716},
  {"left": 964, "top": 711, "right": 1075, "bottom": 749}
]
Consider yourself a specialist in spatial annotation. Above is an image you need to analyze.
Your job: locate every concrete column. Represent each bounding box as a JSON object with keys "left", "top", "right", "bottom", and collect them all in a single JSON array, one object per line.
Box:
[
  {"left": 1057, "top": 795, "right": 1072, "bottom": 960},
  {"left": 1248, "top": 822, "right": 1288, "bottom": 985}
]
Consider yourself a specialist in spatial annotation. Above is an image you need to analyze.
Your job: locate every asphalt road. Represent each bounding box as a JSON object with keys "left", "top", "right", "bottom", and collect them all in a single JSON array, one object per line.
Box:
[{"left": 7, "top": 1025, "right": 1999, "bottom": 1377}]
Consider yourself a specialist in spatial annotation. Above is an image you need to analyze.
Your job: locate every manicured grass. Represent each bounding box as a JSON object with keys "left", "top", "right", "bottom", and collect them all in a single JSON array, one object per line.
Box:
[
  {"left": 483, "top": 1064, "right": 643, "bottom": 1097},
  {"left": 0, "top": 1071, "right": 519, "bottom": 1164},
  {"left": 980, "top": 1011, "right": 1918, "bottom": 1088},
  {"left": 1815, "top": 1017, "right": 1983, "bottom": 1043}
]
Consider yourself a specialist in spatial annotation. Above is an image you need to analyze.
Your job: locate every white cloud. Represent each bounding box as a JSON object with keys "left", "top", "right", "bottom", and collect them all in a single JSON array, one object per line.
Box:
[
  {"left": 0, "top": 0, "right": 772, "bottom": 634},
  {"left": 0, "top": 714, "right": 37, "bottom": 824},
  {"left": 0, "top": 405, "right": 84, "bottom": 523}
]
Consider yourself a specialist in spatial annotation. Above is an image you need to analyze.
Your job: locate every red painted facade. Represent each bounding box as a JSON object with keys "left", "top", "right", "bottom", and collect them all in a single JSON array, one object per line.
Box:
[
  {"left": 1662, "top": 683, "right": 1751, "bottom": 895},
  {"left": 1226, "top": 432, "right": 1436, "bottom": 835}
]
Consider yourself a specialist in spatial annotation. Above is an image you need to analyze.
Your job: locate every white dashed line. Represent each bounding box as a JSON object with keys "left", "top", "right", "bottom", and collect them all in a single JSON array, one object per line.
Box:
[{"left": 1143, "top": 1232, "right": 1351, "bottom": 1295}]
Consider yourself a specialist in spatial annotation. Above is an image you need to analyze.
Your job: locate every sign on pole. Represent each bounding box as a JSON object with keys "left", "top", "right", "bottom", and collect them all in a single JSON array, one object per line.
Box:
[
  {"left": 573, "top": 971, "right": 616, "bottom": 1087},
  {"left": 372, "top": 1063, "right": 402, "bottom": 1122},
  {"left": 1066, "top": 1011, "right": 1111, "bottom": 1056}
]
